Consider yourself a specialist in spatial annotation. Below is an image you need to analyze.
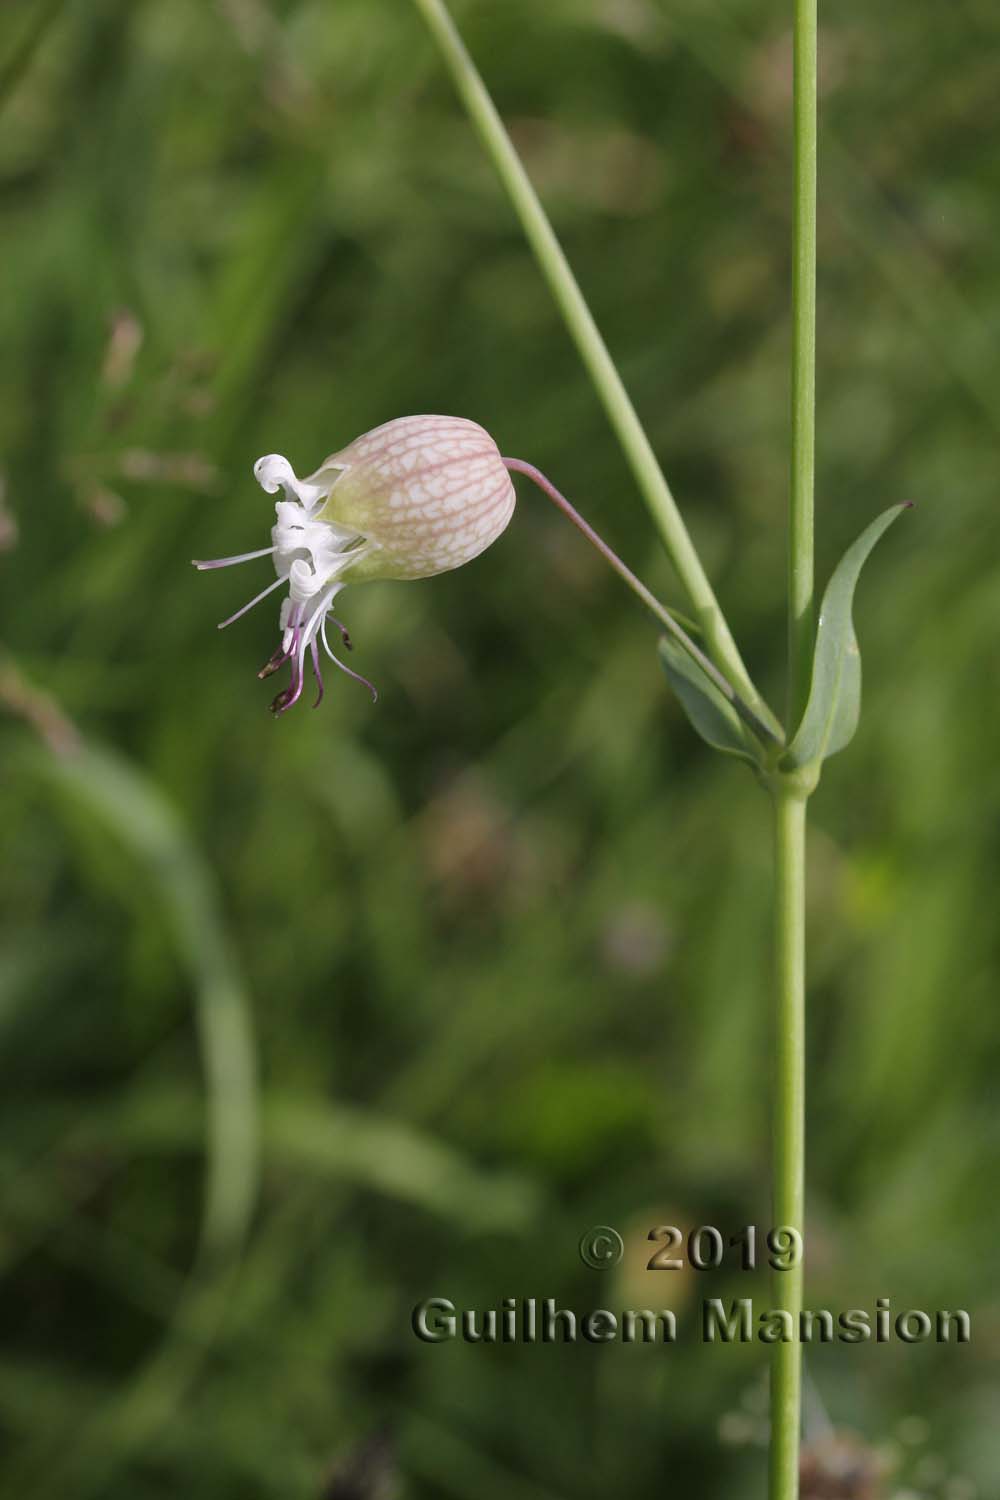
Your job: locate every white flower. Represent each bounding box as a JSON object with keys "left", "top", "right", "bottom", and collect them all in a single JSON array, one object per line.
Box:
[{"left": 194, "top": 415, "right": 515, "bottom": 713}]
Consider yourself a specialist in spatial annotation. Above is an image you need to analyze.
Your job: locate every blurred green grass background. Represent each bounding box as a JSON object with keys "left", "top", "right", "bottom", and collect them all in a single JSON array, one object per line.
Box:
[{"left": 1, "top": 0, "right": 998, "bottom": 1495}]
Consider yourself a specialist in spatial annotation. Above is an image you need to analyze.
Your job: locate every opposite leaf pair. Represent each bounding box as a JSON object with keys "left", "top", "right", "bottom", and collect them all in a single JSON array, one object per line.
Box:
[{"left": 659, "top": 505, "right": 910, "bottom": 779}]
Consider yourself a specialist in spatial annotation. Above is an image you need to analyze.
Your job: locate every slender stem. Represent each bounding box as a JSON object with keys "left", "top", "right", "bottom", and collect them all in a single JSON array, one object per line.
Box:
[
  {"left": 504, "top": 458, "right": 779, "bottom": 747},
  {"left": 409, "top": 0, "right": 781, "bottom": 738},
  {"left": 788, "top": 0, "right": 818, "bottom": 728},
  {"left": 769, "top": 786, "right": 806, "bottom": 1500},
  {"left": 770, "top": 1, "right": 818, "bottom": 1492}
]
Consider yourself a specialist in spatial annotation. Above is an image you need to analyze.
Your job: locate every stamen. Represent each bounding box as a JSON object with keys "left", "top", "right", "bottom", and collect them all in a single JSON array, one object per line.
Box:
[
  {"left": 269, "top": 615, "right": 310, "bottom": 715},
  {"left": 321, "top": 617, "right": 378, "bottom": 702},
  {"left": 328, "top": 614, "right": 353, "bottom": 650},
  {"left": 257, "top": 643, "right": 291, "bottom": 680},
  {"left": 217, "top": 573, "right": 286, "bottom": 630},
  {"left": 269, "top": 649, "right": 305, "bottom": 715},
  {"left": 309, "top": 638, "right": 325, "bottom": 708},
  {"left": 278, "top": 601, "right": 303, "bottom": 654},
  {"left": 192, "top": 547, "right": 276, "bottom": 570}
]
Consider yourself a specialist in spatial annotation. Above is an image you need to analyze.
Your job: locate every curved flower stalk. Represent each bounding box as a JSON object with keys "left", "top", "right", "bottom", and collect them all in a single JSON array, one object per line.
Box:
[{"left": 194, "top": 415, "right": 516, "bottom": 714}]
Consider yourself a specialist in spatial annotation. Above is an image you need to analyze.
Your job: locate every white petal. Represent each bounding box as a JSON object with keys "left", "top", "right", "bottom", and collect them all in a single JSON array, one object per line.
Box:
[{"left": 253, "top": 454, "right": 326, "bottom": 507}]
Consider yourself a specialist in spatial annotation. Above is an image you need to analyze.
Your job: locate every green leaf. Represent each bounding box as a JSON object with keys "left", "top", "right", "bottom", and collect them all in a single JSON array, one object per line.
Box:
[
  {"left": 658, "top": 636, "right": 761, "bottom": 767},
  {"left": 783, "top": 504, "right": 910, "bottom": 770}
]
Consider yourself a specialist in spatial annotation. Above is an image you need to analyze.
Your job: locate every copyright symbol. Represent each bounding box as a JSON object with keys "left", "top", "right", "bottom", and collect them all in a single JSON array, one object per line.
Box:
[{"left": 579, "top": 1225, "right": 624, "bottom": 1269}]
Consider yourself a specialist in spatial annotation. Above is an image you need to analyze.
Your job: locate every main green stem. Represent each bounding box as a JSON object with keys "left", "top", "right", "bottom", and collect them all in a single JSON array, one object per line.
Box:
[
  {"left": 788, "top": 0, "right": 817, "bottom": 728},
  {"left": 410, "top": 0, "right": 780, "bottom": 739},
  {"left": 771, "top": 1, "right": 818, "bottom": 1495},
  {"left": 769, "top": 786, "right": 806, "bottom": 1500}
]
